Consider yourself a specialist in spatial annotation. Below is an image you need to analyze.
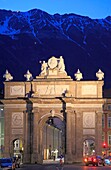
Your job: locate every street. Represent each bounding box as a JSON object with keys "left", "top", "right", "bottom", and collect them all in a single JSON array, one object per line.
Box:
[{"left": 17, "top": 163, "right": 111, "bottom": 170}]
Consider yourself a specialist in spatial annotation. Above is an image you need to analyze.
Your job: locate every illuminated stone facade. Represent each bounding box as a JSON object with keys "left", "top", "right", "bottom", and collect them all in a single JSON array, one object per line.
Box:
[
  {"left": 1, "top": 56, "right": 104, "bottom": 163},
  {"left": 102, "top": 99, "right": 111, "bottom": 153}
]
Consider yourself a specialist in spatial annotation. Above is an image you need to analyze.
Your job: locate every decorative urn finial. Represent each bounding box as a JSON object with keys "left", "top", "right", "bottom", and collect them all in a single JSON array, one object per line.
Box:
[
  {"left": 3, "top": 70, "right": 13, "bottom": 81},
  {"left": 74, "top": 69, "right": 83, "bottom": 81},
  {"left": 24, "top": 70, "right": 33, "bottom": 81},
  {"left": 96, "top": 69, "right": 104, "bottom": 80}
]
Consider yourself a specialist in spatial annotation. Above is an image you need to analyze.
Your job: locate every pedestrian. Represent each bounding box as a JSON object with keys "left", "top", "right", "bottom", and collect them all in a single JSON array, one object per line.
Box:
[
  {"left": 60, "top": 157, "right": 63, "bottom": 166},
  {"left": 53, "top": 155, "right": 55, "bottom": 161},
  {"left": 12, "top": 160, "right": 16, "bottom": 170}
]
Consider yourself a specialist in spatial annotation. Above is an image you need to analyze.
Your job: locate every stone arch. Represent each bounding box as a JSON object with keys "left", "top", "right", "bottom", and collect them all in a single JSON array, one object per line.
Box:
[
  {"left": 83, "top": 136, "right": 95, "bottom": 156},
  {"left": 10, "top": 137, "right": 24, "bottom": 158},
  {"left": 36, "top": 111, "right": 65, "bottom": 162},
  {"left": 38, "top": 112, "right": 64, "bottom": 128},
  {"left": 83, "top": 136, "right": 95, "bottom": 142}
]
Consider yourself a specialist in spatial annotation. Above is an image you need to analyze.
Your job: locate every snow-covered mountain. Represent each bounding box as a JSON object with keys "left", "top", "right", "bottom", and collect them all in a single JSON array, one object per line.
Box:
[{"left": 0, "top": 9, "right": 111, "bottom": 88}]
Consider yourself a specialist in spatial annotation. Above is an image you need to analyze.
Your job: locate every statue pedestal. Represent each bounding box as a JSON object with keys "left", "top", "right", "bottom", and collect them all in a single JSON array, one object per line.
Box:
[
  {"left": 36, "top": 68, "right": 71, "bottom": 79},
  {"left": 48, "top": 68, "right": 58, "bottom": 76}
]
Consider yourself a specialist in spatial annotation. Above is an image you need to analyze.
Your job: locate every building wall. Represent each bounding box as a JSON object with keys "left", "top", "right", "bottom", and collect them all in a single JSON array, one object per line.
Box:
[
  {"left": 1, "top": 78, "right": 104, "bottom": 163},
  {"left": 103, "top": 99, "right": 111, "bottom": 155},
  {"left": 0, "top": 105, "right": 4, "bottom": 158}
]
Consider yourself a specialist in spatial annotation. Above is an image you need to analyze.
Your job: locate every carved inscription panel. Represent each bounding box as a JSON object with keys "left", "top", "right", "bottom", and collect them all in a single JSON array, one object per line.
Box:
[
  {"left": 12, "top": 129, "right": 23, "bottom": 134},
  {"left": 83, "top": 129, "right": 95, "bottom": 135},
  {"left": 82, "top": 85, "right": 97, "bottom": 95},
  {"left": 36, "top": 85, "right": 69, "bottom": 95},
  {"left": 10, "top": 86, "right": 25, "bottom": 96}
]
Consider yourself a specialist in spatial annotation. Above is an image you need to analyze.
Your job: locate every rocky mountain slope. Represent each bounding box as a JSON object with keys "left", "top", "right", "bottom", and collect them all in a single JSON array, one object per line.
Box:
[{"left": 0, "top": 9, "right": 111, "bottom": 88}]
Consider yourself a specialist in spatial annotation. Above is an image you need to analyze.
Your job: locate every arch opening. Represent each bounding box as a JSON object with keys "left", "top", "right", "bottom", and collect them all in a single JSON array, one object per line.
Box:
[
  {"left": 83, "top": 139, "right": 95, "bottom": 157},
  {"left": 42, "top": 116, "right": 65, "bottom": 162},
  {"left": 12, "top": 139, "right": 23, "bottom": 163}
]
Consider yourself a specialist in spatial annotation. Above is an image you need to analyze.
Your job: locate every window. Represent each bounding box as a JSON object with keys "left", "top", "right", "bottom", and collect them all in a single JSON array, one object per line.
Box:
[
  {"left": 102, "top": 115, "right": 104, "bottom": 128},
  {"left": 102, "top": 135, "right": 104, "bottom": 143},
  {"left": 0, "top": 108, "right": 4, "bottom": 117},
  {"left": 108, "top": 117, "right": 111, "bottom": 128},
  {"left": 108, "top": 135, "right": 111, "bottom": 145},
  {"left": 108, "top": 105, "right": 111, "bottom": 110},
  {"left": 14, "top": 140, "right": 19, "bottom": 149}
]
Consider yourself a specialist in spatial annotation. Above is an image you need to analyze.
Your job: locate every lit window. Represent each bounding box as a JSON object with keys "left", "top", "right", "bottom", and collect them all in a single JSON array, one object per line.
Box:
[
  {"left": 108, "top": 135, "right": 111, "bottom": 145},
  {"left": 108, "top": 117, "right": 111, "bottom": 128},
  {"left": 108, "top": 105, "right": 111, "bottom": 110},
  {"left": 102, "top": 135, "right": 104, "bottom": 143}
]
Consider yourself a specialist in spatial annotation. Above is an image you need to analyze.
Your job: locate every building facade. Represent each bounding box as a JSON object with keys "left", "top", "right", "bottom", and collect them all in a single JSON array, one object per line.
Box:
[
  {"left": 102, "top": 99, "right": 111, "bottom": 154},
  {"left": 0, "top": 56, "right": 105, "bottom": 163},
  {"left": 0, "top": 105, "right": 4, "bottom": 158}
]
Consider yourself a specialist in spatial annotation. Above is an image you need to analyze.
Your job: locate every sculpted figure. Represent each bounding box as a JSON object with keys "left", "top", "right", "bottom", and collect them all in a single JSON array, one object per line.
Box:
[
  {"left": 40, "top": 61, "right": 48, "bottom": 75},
  {"left": 3, "top": 70, "right": 13, "bottom": 81},
  {"left": 58, "top": 56, "right": 65, "bottom": 72}
]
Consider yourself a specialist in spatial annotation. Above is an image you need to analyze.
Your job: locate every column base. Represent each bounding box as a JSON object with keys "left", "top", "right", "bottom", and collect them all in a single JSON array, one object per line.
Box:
[{"left": 65, "top": 154, "right": 83, "bottom": 164}]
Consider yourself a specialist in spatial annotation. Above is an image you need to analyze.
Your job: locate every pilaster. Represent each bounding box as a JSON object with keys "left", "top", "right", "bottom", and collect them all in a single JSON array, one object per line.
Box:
[
  {"left": 65, "top": 109, "right": 76, "bottom": 163},
  {"left": 95, "top": 111, "right": 102, "bottom": 155}
]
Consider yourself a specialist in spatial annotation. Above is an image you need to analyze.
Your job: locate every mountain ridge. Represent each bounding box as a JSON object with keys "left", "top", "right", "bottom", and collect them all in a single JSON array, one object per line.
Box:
[{"left": 0, "top": 8, "right": 111, "bottom": 88}]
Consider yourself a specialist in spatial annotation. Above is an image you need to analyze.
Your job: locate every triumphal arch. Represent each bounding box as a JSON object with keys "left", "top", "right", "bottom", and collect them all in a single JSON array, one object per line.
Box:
[{"left": 2, "top": 56, "right": 104, "bottom": 163}]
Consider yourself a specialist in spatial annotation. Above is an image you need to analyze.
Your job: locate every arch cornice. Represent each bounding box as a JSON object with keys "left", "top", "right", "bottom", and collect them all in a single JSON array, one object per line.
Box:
[{"left": 38, "top": 112, "right": 64, "bottom": 126}]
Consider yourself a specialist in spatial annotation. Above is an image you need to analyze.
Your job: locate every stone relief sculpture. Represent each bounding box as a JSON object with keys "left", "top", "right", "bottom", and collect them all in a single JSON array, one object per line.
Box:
[
  {"left": 3, "top": 70, "right": 13, "bottom": 81},
  {"left": 38, "top": 55, "right": 68, "bottom": 78},
  {"left": 96, "top": 69, "right": 104, "bottom": 80},
  {"left": 83, "top": 112, "right": 95, "bottom": 128},
  {"left": 74, "top": 69, "right": 83, "bottom": 81},
  {"left": 40, "top": 56, "right": 66, "bottom": 73},
  {"left": 24, "top": 70, "right": 33, "bottom": 81},
  {"left": 48, "top": 56, "right": 58, "bottom": 69}
]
